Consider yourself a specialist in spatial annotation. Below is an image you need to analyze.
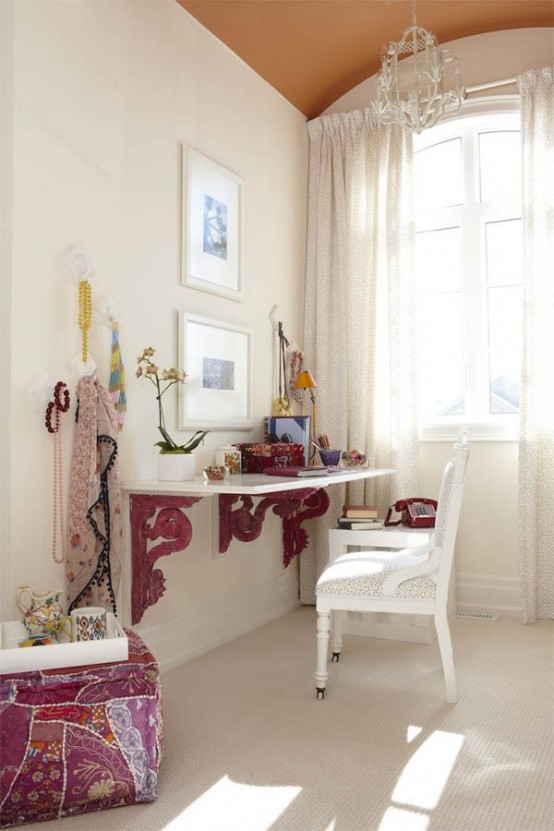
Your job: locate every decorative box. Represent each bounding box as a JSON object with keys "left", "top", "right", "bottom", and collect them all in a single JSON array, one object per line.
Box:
[{"left": 235, "top": 442, "right": 305, "bottom": 473}]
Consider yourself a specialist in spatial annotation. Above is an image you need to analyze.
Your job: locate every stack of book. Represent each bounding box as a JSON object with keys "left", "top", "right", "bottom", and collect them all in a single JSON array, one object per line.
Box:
[{"left": 337, "top": 504, "right": 383, "bottom": 530}]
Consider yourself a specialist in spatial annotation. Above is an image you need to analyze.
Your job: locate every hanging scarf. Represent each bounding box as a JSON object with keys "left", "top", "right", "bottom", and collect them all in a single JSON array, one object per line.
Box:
[
  {"left": 66, "top": 375, "right": 122, "bottom": 614},
  {"left": 109, "top": 321, "right": 127, "bottom": 431}
]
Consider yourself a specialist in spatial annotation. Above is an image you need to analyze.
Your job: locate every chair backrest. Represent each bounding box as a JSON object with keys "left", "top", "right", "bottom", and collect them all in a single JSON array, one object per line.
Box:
[{"left": 433, "top": 429, "right": 470, "bottom": 603}]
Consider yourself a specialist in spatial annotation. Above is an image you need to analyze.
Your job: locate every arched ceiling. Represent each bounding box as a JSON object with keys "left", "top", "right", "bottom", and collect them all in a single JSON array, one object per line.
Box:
[{"left": 177, "top": 1, "right": 553, "bottom": 118}]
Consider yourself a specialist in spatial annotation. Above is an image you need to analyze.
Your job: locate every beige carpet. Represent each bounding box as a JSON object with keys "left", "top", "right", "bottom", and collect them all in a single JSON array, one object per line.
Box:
[{"left": 14, "top": 608, "right": 554, "bottom": 831}]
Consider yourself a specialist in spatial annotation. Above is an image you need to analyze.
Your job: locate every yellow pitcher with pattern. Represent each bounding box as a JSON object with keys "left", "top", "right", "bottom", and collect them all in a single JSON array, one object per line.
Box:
[{"left": 16, "top": 585, "right": 67, "bottom": 640}]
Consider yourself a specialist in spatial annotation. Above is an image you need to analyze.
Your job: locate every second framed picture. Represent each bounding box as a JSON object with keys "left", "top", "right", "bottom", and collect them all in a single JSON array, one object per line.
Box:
[
  {"left": 182, "top": 146, "right": 245, "bottom": 301},
  {"left": 179, "top": 313, "right": 253, "bottom": 431}
]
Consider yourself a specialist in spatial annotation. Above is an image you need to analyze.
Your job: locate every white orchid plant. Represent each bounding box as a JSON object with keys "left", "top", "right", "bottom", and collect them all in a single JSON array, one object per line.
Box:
[{"left": 136, "top": 347, "right": 208, "bottom": 454}]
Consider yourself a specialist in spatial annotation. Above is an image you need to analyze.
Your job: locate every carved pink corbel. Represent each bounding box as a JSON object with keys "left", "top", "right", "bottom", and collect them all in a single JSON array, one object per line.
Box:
[
  {"left": 130, "top": 494, "right": 203, "bottom": 624},
  {"left": 129, "top": 486, "right": 332, "bottom": 624},
  {"left": 219, "top": 487, "right": 330, "bottom": 567}
]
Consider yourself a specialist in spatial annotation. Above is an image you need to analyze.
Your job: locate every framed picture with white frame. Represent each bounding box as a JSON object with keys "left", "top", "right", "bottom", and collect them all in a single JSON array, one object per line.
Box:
[
  {"left": 179, "top": 313, "right": 253, "bottom": 430},
  {"left": 182, "top": 146, "right": 245, "bottom": 301}
]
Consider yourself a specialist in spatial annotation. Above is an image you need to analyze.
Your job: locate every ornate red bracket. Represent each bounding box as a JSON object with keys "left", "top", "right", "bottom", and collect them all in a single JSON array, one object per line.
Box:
[
  {"left": 219, "top": 487, "right": 330, "bottom": 567},
  {"left": 130, "top": 494, "right": 202, "bottom": 624},
  {"left": 129, "top": 487, "right": 331, "bottom": 624}
]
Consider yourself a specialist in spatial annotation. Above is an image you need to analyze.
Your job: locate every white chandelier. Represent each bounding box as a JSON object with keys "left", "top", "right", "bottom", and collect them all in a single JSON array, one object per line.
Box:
[{"left": 376, "top": 0, "right": 465, "bottom": 133}]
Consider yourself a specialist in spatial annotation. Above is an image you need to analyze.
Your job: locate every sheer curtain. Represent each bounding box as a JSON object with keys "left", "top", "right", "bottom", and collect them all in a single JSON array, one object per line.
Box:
[
  {"left": 517, "top": 67, "right": 554, "bottom": 623},
  {"left": 300, "top": 109, "right": 419, "bottom": 603}
]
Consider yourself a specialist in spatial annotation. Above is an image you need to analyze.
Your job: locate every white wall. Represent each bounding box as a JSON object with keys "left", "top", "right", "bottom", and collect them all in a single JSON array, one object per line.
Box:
[
  {"left": 0, "top": 0, "right": 14, "bottom": 626},
  {"left": 5, "top": 0, "right": 308, "bottom": 668},
  {"left": 327, "top": 29, "right": 554, "bottom": 617}
]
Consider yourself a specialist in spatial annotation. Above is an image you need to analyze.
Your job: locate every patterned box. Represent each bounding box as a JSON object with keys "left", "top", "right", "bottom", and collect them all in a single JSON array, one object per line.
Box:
[{"left": 235, "top": 442, "right": 305, "bottom": 473}]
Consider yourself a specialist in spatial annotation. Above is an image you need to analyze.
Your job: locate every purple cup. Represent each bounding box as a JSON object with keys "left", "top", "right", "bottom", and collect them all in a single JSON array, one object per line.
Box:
[{"left": 319, "top": 449, "right": 341, "bottom": 466}]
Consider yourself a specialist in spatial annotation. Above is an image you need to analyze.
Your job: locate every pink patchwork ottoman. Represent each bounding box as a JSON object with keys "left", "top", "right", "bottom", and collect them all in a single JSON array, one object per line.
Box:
[{"left": 0, "top": 630, "right": 162, "bottom": 827}]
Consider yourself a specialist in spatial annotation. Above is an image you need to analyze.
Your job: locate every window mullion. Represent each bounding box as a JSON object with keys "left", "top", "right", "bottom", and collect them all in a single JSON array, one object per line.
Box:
[{"left": 462, "top": 126, "right": 483, "bottom": 421}]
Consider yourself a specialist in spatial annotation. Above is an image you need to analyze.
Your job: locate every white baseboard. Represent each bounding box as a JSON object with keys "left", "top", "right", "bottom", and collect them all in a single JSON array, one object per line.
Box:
[
  {"left": 136, "top": 573, "right": 300, "bottom": 674},
  {"left": 135, "top": 572, "right": 521, "bottom": 667},
  {"left": 455, "top": 572, "right": 521, "bottom": 618},
  {"left": 339, "top": 573, "right": 521, "bottom": 644}
]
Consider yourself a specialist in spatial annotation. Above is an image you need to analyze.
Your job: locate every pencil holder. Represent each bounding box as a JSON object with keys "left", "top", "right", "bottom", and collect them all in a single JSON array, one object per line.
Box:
[{"left": 319, "top": 449, "right": 341, "bottom": 466}]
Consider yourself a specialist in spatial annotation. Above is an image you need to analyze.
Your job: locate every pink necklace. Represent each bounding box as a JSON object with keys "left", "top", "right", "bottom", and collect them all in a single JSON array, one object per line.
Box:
[{"left": 45, "top": 382, "right": 71, "bottom": 564}]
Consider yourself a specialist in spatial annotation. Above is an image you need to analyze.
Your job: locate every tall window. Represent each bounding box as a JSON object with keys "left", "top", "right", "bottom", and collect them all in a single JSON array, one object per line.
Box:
[{"left": 414, "top": 103, "right": 522, "bottom": 438}]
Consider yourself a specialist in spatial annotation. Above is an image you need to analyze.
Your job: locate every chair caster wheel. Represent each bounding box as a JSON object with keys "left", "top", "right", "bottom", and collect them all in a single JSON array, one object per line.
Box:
[
  {"left": 316, "top": 688, "right": 325, "bottom": 700},
  {"left": 331, "top": 652, "right": 340, "bottom": 662}
]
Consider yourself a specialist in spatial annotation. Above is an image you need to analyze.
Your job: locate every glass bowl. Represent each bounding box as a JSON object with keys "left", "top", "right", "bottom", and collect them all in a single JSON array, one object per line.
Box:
[
  {"left": 340, "top": 450, "right": 369, "bottom": 470},
  {"left": 203, "top": 465, "right": 228, "bottom": 482}
]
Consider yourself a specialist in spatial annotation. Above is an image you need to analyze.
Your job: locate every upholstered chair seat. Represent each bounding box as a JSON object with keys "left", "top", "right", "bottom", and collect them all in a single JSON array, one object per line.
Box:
[{"left": 316, "top": 550, "right": 437, "bottom": 600}]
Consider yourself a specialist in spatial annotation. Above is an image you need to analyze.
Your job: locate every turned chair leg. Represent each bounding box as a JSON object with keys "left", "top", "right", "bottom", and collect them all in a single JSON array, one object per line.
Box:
[
  {"left": 435, "top": 609, "right": 457, "bottom": 703},
  {"left": 315, "top": 608, "right": 331, "bottom": 699},
  {"left": 331, "top": 610, "right": 345, "bottom": 661}
]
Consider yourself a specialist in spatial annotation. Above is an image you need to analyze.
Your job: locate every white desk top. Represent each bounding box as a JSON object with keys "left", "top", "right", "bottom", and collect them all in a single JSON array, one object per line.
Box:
[{"left": 122, "top": 468, "right": 395, "bottom": 497}]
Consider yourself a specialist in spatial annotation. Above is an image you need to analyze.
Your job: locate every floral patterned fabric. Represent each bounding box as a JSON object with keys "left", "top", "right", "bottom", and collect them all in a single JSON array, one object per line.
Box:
[{"left": 0, "top": 631, "right": 162, "bottom": 828}]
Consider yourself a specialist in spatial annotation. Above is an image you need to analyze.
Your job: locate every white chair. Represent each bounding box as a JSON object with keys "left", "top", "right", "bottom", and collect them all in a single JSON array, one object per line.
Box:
[{"left": 315, "top": 430, "right": 470, "bottom": 703}]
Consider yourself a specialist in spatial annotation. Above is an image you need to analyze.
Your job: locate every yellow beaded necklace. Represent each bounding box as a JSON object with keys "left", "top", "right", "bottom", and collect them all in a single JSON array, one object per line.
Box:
[{"left": 78, "top": 279, "right": 92, "bottom": 362}]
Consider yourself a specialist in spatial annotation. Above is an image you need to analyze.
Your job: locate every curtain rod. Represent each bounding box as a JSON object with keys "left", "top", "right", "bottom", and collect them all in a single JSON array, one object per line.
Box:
[{"left": 465, "top": 77, "right": 518, "bottom": 95}]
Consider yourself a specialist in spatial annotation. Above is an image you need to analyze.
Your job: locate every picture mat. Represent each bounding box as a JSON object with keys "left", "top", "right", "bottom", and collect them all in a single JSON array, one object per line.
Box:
[
  {"left": 179, "top": 313, "right": 253, "bottom": 430},
  {"left": 183, "top": 147, "right": 244, "bottom": 301}
]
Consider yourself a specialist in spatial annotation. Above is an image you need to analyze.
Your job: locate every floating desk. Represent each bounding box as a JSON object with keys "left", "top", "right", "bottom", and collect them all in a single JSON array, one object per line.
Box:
[{"left": 122, "top": 468, "right": 394, "bottom": 625}]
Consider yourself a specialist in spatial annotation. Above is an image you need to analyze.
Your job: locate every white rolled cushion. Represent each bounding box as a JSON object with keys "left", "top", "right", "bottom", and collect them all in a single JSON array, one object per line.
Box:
[{"left": 316, "top": 551, "right": 437, "bottom": 599}]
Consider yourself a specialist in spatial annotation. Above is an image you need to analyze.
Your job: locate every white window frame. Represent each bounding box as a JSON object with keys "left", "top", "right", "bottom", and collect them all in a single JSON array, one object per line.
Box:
[{"left": 415, "top": 96, "right": 521, "bottom": 442}]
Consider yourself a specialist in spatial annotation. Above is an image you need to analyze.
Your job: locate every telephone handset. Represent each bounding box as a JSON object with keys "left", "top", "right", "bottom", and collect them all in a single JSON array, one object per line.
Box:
[{"left": 384, "top": 498, "right": 438, "bottom": 528}]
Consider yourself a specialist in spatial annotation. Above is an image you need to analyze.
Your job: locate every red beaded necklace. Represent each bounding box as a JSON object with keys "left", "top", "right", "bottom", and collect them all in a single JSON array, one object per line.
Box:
[{"left": 45, "top": 382, "right": 71, "bottom": 564}]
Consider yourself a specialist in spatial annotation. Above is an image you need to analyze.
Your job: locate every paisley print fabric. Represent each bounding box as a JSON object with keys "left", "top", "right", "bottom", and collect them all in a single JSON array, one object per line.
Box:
[
  {"left": 0, "top": 631, "right": 162, "bottom": 828},
  {"left": 66, "top": 375, "right": 122, "bottom": 614}
]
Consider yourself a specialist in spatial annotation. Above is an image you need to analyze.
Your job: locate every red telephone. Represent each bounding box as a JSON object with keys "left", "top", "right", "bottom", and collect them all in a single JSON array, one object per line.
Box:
[{"left": 384, "top": 498, "right": 438, "bottom": 528}]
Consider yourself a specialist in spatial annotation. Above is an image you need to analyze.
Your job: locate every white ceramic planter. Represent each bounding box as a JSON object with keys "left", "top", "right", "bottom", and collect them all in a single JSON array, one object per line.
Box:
[{"left": 158, "top": 453, "right": 196, "bottom": 481}]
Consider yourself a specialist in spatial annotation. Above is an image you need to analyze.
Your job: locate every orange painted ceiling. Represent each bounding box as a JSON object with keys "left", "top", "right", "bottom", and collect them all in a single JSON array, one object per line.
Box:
[{"left": 177, "top": 1, "right": 553, "bottom": 118}]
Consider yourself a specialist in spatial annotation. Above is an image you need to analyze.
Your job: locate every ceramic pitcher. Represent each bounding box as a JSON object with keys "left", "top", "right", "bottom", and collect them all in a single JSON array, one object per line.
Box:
[{"left": 16, "top": 585, "right": 66, "bottom": 638}]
